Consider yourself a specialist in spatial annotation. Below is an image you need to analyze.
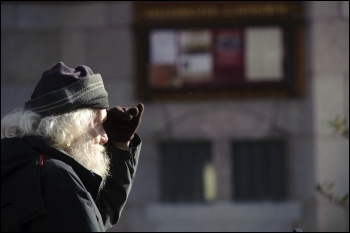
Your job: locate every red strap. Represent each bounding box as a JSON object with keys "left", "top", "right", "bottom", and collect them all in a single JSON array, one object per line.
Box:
[{"left": 39, "top": 154, "right": 45, "bottom": 166}]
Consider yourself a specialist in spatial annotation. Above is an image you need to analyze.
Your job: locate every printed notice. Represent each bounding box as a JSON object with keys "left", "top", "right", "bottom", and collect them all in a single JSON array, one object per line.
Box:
[
  {"left": 149, "top": 30, "right": 177, "bottom": 87},
  {"left": 177, "top": 30, "right": 213, "bottom": 80},
  {"left": 245, "top": 27, "right": 283, "bottom": 81},
  {"left": 150, "top": 30, "right": 177, "bottom": 64}
]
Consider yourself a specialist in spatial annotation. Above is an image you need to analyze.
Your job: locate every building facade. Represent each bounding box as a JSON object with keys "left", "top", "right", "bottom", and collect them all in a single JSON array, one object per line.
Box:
[{"left": 1, "top": 1, "right": 349, "bottom": 232}]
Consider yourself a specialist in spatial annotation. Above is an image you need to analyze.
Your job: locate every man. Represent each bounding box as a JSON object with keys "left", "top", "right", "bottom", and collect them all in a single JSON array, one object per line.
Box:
[{"left": 1, "top": 62, "right": 144, "bottom": 232}]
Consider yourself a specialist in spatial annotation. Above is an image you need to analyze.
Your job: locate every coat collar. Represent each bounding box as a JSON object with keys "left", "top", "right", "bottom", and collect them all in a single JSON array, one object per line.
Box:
[{"left": 22, "top": 136, "right": 103, "bottom": 200}]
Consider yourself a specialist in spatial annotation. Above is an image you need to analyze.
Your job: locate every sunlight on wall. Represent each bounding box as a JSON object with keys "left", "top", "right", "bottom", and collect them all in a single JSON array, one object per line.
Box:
[{"left": 203, "top": 162, "right": 217, "bottom": 201}]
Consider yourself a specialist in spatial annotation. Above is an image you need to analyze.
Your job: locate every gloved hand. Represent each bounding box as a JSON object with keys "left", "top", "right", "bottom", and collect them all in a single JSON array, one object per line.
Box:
[{"left": 103, "top": 103, "right": 144, "bottom": 142}]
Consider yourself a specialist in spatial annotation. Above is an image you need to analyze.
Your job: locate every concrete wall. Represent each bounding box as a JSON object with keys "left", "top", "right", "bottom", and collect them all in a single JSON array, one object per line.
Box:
[
  {"left": 309, "top": 1, "right": 349, "bottom": 232},
  {"left": 1, "top": 1, "right": 348, "bottom": 232}
]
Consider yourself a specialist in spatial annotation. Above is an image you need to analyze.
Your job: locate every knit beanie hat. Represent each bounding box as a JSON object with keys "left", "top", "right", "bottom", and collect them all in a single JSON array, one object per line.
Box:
[{"left": 24, "top": 62, "right": 109, "bottom": 116}]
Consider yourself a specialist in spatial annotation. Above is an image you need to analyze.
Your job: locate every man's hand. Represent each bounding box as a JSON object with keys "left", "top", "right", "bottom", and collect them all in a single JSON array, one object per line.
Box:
[{"left": 103, "top": 103, "right": 144, "bottom": 143}]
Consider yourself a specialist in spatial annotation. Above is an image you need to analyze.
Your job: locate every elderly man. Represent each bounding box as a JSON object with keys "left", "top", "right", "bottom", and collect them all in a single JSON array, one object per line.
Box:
[{"left": 1, "top": 62, "right": 144, "bottom": 232}]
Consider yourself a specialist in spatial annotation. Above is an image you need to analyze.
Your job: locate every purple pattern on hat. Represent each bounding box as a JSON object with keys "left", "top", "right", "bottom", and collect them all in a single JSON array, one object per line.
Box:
[
  {"left": 31, "top": 62, "right": 94, "bottom": 99},
  {"left": 24, "top": 62, "right": 109, "bottom": 116}
]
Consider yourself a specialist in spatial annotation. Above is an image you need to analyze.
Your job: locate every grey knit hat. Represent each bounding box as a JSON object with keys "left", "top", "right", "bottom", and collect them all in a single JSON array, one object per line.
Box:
[{"left": 24, "top": 62, "right": 109, "bottom": 116}]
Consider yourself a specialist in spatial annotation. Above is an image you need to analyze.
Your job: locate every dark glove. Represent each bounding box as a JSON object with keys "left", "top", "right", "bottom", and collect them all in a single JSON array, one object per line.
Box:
[{"left": 103, "top": 103, "right": 144, "bottom": 142}]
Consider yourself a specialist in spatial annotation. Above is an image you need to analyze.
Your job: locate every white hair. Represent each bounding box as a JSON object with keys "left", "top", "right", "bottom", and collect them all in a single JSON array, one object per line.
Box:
[
  {"left": 1, "top": 108, "right": 94, "bottom": 150},
  {"left": 1, "top": 108, "right": 110, "bottom": 189}
]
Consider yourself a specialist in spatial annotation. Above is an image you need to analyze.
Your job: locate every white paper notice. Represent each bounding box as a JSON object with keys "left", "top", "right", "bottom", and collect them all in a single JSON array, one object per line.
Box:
[
  {"left": 177, "top": 30, "right": 212, "bottom": 78},
  {"left": 150, "top": 30, "right": 176, "bottom": 64},
  {"left": 245, "top": 27, "right": 283, "bottom": 81}
]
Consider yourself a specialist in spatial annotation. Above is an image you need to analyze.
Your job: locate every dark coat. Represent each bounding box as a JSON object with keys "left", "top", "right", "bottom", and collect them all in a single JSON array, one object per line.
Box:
[{"left": 1, "top": 135, "right": 142, "bottom": 232}]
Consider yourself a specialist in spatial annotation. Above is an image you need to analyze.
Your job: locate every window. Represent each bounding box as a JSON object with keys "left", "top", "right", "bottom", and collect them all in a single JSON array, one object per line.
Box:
[
  {"left": 160, "top": 141, "right": 214, "bottom": 203},
  {"left": 231, "top": 139, "right": 287, "bottom": 201}
]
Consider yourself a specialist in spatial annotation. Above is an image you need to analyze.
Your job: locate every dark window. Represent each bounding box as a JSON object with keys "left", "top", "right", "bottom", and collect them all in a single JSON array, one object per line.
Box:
[
  {"left": 231, "top": 139, "right": 287, "bottom": 201},
  {"left": 160, "top": 141, "right": 212, "bottom": 203}
]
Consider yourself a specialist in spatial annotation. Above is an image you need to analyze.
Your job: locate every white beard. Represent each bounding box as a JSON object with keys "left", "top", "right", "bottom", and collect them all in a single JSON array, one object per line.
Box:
[{"left": 66, "top": 134, "right": 111, "bottom": 190}]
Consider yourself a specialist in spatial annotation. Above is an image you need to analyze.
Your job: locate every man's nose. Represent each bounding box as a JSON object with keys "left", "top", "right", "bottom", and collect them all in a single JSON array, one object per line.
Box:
[
  {"left": 99, "top": 133, "right": 108, "bottom": 145},
  {"left": 99, "top": 126, "right": 108, "bottom": 145}
]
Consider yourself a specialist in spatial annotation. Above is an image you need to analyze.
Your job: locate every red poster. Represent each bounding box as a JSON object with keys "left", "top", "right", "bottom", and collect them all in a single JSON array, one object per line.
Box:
[{"left": 213, "top": 29, "right": 245, "bottom": 84}]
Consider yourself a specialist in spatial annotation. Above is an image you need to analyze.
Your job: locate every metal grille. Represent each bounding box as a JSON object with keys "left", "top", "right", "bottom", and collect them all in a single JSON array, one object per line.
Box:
[
  {"left": 232, "top": 139, "right": 287, "bottom": 201},
  {"left": 160, "top": 141, "right": 211, "bottom": 203}
]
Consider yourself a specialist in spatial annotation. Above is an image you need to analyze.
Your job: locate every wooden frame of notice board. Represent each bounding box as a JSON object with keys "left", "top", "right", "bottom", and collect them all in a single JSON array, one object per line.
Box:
[{"left": 133, "top": 1, "right": 305, "bottom": 101}]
